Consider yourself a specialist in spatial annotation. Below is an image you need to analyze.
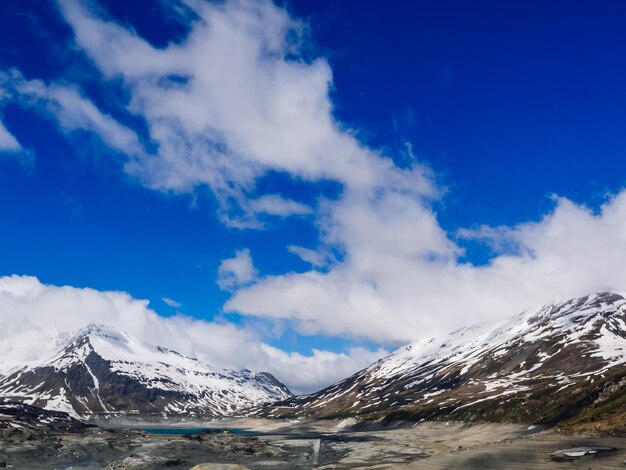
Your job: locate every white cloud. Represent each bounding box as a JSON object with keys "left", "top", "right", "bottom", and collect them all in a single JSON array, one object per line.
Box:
[
  {"left": 287, "top": 245, "right": 328, "bottom": 267},
  {"left": 2, "top": 0, "right": 625, "bottom": 365},
  {"left": 249, "top": 194, "right": 311, "bottom": 217},
  {"left": 258, "top": 344, "right": 387, "bottom": 394},
  {"left": 227, "top": 192, "right": 626, "bottom": 343},
  {"left": 162, "top": 297, "right": 182, "bottom": 308},
  {"left": 0, "top": 69, "right": 143, "bottom": 157},
  {"left": 49, "top": 0, "right": 464, "bottom": 343},
  {"left": 0, "top": 275, "right": 383, "bottom": 394},
  {"left": 0, "top": 120, "right": 21, "bottom": 152},
  {"left": 218, "top": 249, "right": 258, "bottom": 291},
  {"left": 53, "top": 0, "right": 438, "bottom": 228}
]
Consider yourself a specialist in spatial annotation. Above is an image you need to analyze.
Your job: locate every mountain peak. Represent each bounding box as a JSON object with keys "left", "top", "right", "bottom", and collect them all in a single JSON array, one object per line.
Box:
[
  {"left": 74, "top": 323, "right": 119, "bottom": 337},
  {"left": 69, "top": 323, "right": 126, "bottom": 345},
  {"left": 0, "top": 323, "right": 292, "bottom": 418}
]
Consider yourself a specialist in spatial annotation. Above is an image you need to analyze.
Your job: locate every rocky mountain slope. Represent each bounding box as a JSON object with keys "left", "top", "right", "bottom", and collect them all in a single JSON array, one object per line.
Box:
[
  {"left": 0, "top": 324, "right": 291, "bottom": 418},
  {"left": 261, "top": 292, "right": 626, "bottom": 430},
  {"left": 0, "top": 401, "right": 92, "bottom": 435}
]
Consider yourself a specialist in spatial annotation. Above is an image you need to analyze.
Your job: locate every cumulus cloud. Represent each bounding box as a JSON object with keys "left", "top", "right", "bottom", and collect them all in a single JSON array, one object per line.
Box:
[
  {"left": 217, "top": 249, "right": 259, "bottom": 291},
  {"left": 258, "top": 344, "right": 387, "bottom": 394},
  {"left": 2, "top": 0, "right": 625, "bottom": 360},
  {"left": 228, "top": 193, "right": 626, "bottom": 343},
  {"left": 0, "top": 275, "right": 384, "bottom": 394}
]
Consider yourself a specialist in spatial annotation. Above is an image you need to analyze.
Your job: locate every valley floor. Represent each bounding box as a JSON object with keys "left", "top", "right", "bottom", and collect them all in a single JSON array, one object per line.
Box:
[{"left": 2, "top": 418, "right": 626, "bottom": 469}]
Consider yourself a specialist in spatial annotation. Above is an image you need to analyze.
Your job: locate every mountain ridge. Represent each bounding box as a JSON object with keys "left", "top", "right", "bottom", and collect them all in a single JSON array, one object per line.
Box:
[
  {"left": 259, "top": 292, "right": 626, "bottom": 431},
  {"left": 0, "top": 322, "right": 291, "bottom": 418}
]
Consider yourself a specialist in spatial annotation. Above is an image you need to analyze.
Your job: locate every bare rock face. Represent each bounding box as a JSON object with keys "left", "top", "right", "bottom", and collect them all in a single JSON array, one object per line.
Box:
[
  {"left": 0, "top": 401, "right": 92, "bottom": 435},
  {"left": 189, "top": 465, "right": 252, "bottom": 470},
  {"left": 0, "top": 324, "right": 291, "bottom": 419},
  {"left": 262, "top": 292, "right": 626, "bottom": 429}
]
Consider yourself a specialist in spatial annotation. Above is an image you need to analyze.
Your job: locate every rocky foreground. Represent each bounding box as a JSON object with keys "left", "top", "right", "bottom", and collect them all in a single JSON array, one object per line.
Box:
[{"left": 2, "top": 403, "right": 626, "bottom": 469}]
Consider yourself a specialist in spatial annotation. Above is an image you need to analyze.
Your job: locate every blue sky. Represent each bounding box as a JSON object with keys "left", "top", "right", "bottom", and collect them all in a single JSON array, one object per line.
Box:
[{"left": 1, "top": 0, "right": 626, "bottom": 392}]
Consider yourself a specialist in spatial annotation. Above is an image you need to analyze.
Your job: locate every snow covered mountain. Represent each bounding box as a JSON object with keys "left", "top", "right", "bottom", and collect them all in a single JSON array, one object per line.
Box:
[
  {"left": 262, "top": 292, "right": 626, "bottom": 429},
  {"left": 0, "top": 324, "right": 291, "bottom": 418}
]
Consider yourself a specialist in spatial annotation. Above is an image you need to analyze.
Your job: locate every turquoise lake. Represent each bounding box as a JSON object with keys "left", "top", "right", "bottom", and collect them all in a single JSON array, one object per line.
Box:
[{"left": 142, "top": 427, "right": 258, "bottom": 435}]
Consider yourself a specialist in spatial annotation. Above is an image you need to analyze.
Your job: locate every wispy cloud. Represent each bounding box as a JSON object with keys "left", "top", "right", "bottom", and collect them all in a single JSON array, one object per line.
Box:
[
  {"left": 162, "top": 297, "right": 182, "bottom": 308},
  {"left": 0, "top": 119, "right": 34, "bottom": 168},
  {"left": 1, "top": 69, "right": 143, "bottom": 157},
  {"left": 249, "top": 195, "right": 312, "bottom": 217},
  {"left": 0, "top": 120, "right": 21, "bottom": 152},
  {"left": 287, "top": 245, "right": 329, "bottom": 268}
]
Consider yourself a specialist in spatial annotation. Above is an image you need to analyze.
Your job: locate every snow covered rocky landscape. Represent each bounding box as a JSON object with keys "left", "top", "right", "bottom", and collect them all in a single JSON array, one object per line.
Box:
[
  {"left": 0, "top": 323, "right": 291, "bottom": 418},
  {"left": 4, "top": 292, "right": 626, "bottom": 468},
  {"left": 263, "top": 292, "right": 626, "bottom": 430}
]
